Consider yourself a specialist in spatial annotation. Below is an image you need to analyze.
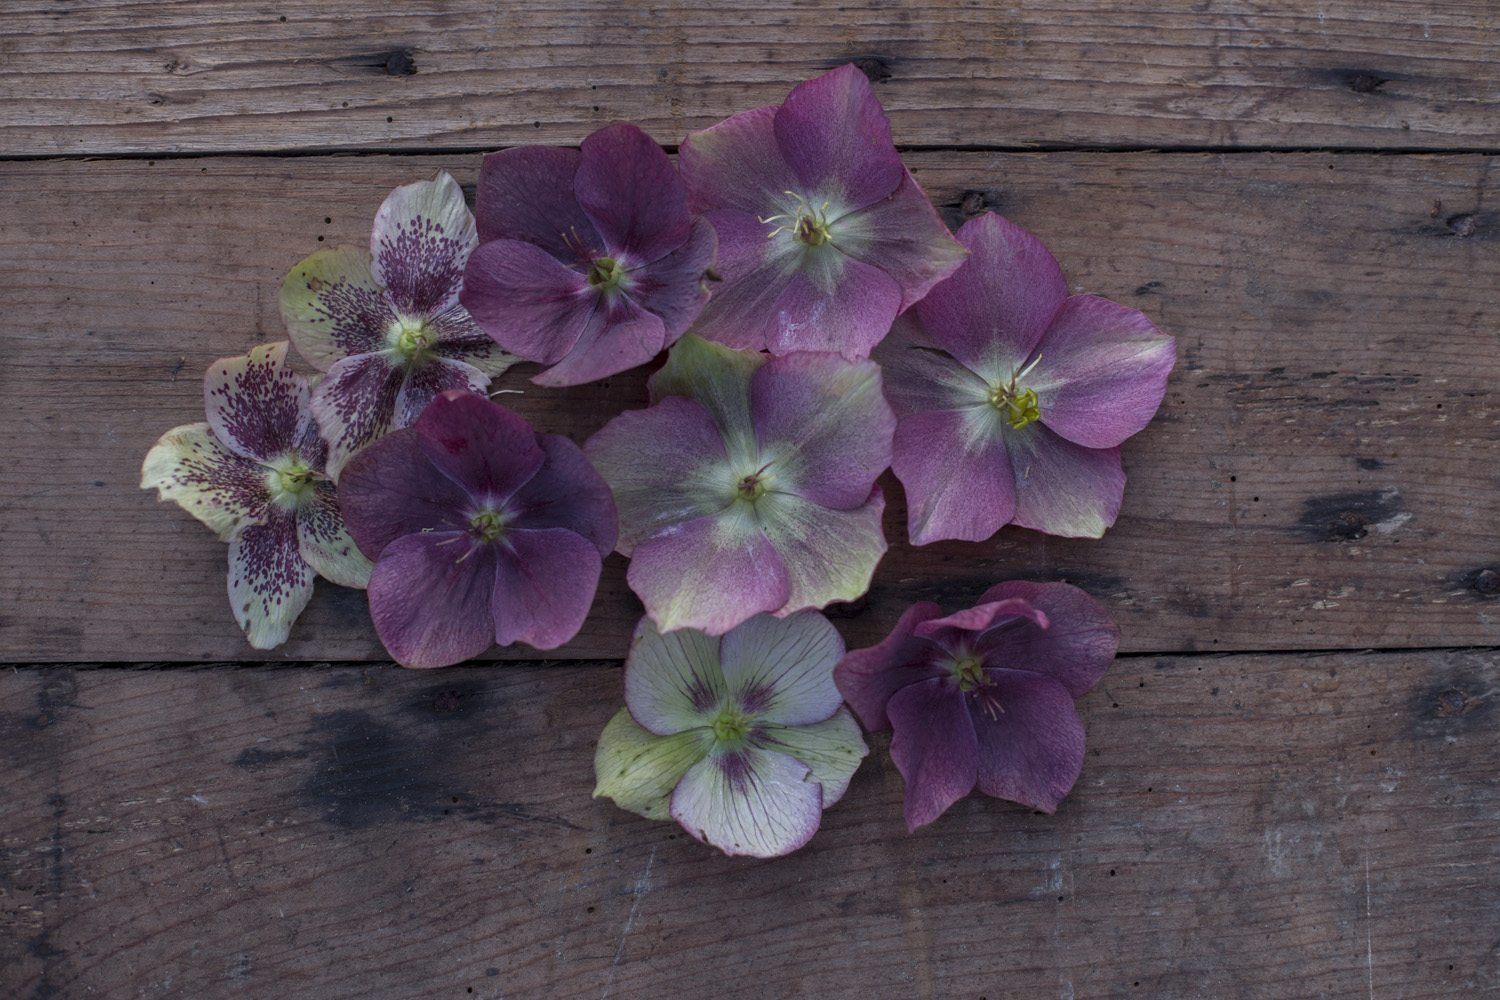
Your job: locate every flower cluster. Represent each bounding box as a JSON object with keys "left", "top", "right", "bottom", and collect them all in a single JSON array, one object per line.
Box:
[{"left": 143, "top": 64, "right": 1174, "bottom": 858}]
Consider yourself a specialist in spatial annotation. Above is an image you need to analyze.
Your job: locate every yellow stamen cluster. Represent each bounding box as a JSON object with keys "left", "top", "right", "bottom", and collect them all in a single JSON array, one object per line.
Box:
[
  {"left": 988, "top": 356, "right": 1044, "bottom": 430},
  {"left": 759, "top": 192, "right": 834, "bottom": 247}
]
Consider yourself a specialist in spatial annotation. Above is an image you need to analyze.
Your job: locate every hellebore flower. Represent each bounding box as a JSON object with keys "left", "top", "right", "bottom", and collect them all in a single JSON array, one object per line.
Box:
[
  {"left": 594, "top": 611, "right": 868, "bottom": 858},
  {"left": 876, "top": 211, "right": 1176, "bottom": 542},
  {"left": 678, "top": 63, "right": 966, "bottom": 358},
  {"left": 460, "top": 122, "right": 717, "bottom": 386},
  {"left": 336, "top": 391, "right": 617, "bottom": 668},
  {"left": 834, "top": 581, "right": 1118, "bottom": 830},
  {"left": 141, "top": 342, "right": 371, "bottom": 649},
  {"left": 584, "top": 334, "right": 894, "bottom": 636},
  {"left": 280, "top": 172, "right": 515, "bottom": 477}
]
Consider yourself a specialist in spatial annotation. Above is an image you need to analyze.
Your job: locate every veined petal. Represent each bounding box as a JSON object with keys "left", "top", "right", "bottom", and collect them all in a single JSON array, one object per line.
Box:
[
  {"left": 337, "top": 427, "right": 473, "bottom": 560},
  {"left": 507, "top": 433, "right": 618, "bottom": 557},
  {"left": 530, "top": 295, "right": 667, "bottom": 388},
  {"left": 872, "top": 313, "right": 992, "bottom": 416},
  {"left": 474, "top": 146, "right": 602, "bottom": 258},
  {"left": 279, "top": 246, "right": 395, "bottom": 371},
  {"left": 887, "top": 677, "right": 979, "bottom": 831},
  {"left": 141, "top": 422, "right": 271, "bottom": 541},
  {"left": 310, "top": 351, "right": 407, "bottom": 480},
  {"left": 756, "top": 707, "right": 868, "bottom": 807},
  {"left": 893, "top": 407, "right": 1018, "bottom": 545},
  {"left": 680, "top": 105, "right": 800, "bottom": 216},
  {"left": 593, "top": 708, "right": 713, "bottom": 821},
  {"left": 366, "top": 532, "right": 498, "bottom": 668},
  {"left": 393, "top": 356, "right": 490, "bottom": 429},
  {"left": 833, "top": 600, "right": 947, "bottom": 731},
  {"left": 830, "top": 170, "right": 967, "bottom": 310},
  {"left": 670, "top": 746, "right": 823, "bottom": 858},
  {"left": 414, "top": 391, "right": 544, "bottom": 503},
  {"left": 371, "top": 171, "right": 477, "bottom": 317},
  {"left": 491, "top": 527, "right": 602, "bottom": 650},
  {"left": 461, "top": 237, "right": 594, "bottom": 365},
  {"left": 295, "top": 481, "right": 373, "bottom": 589},
  {"left": 575, "top": 122, "right": 694, "bottom": 263},
  {"left": 719, "top": 610, "right": 845, "bottom": 725},
  {"left": 972, "top": 669, "right": 1086, "bottom": 813},
  {"left": 975, "top": 581, "right": 1119, "bottom": 697},
  {"left": 624, "top": 615, "right": 728, "bottom": 735},
  {"left": 228, "top": 510, "right": 315, "bottom": 650},
  {"left": 773, "top": 64, "right": 903, "bottom": 211},
  {"left": 626, "top": 215, "right": 716, "bottom": 340},
  {"left": 427, "top": 303, "right": 518, "bottom": 378},
  {"left": 646, "top": 333, "right": 762, "bottom": 464},
  {"left": 1006, "top": 426, "right": 1125, "bottom": 539},
  {"left": 756, "top": 486, "right": 887, "bottom": 615},
  {"left": 205, "top": 342, "right": 308, "bottom": 464}
]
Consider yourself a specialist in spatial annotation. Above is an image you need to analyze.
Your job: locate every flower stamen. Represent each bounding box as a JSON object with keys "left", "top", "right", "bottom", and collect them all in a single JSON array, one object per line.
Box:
[
  {"left": 469, "top": 508, "right": 507, "bottom": 543},
  {"left": 988, "top": 356, "right": 1043, "bottom": 430},
  {"left": 762, "top": 192, "right": 834, "bottom": 247},
  {"left": 586, "top": 255, "right": 626, "bottom": 293}
]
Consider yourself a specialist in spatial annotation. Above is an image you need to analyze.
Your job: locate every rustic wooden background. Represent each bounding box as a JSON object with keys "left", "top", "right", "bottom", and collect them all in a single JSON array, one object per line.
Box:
[{"left": 3, "top": 2, "right": 1498, "bottom": 997}]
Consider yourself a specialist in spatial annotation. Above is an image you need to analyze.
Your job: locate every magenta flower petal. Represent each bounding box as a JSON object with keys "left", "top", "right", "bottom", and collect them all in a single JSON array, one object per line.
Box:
[
  {"left": 462, "top": 238, "right": 595, "bottom": 363},
  {"left": 529, "top": 298, "right": 666, "bottom": 388},
  {"left": 975, "top": 581, "right": 1120, "bottom": 697},
  {"left": 574, "top": 122, "right": 694, "bottom": 263},
  {"left": 873, "top": 314, "right": 992, "bottom": 414},
  {"left": 1029, "top": 295, "right": 1176, "bottom": 449},
  {"left": 370, "top": 172, "right": 477, "bottom": 317},
  {"left": 718, "top": 611, "right": 845, "bottom": 726},
  {"left": 393, "top": 356, "right": 490, "bottom": 428},
  {"left": 337, "top": 430, "right": 472, "bottom": 559},
  {"left": 492, "top": 527, "right": 603, "bottom": 649},
  {"left": 893, "top": 408, "right": 1018, "bottom": 545},
  {"left": 670, "top": 747, "right": 823, "bottom": 859},
  {"left": 310, "top": 352, "right": 407, "bottom": 478},
  {"left": 1007, "top": 428, "right": 1125, "bottom": 539},
  {"left": 228, "top": 509, "right": 315, "bottom": 650},
  {"left": 833, "top": 600, "right": 945, "bottom": 730},
  {"left": 888, "top": 678, "right": 980, "bottom": 831},
  {"left": 205, "top": 342, "right": 307, "bottom": 464},
  {"left": 971, "top": 669, "right": 1086, "bottom": 813},
  {"left": 773, "top": 63, "right": 903, "bottom": 211},
  {"left": 413, "top": 390, "right": 545, "bottom": 501},
  {"left": 624, "top": 216, "right": 716, "bottom": 339},
  {"left": 427, "top": 305, "right": 516, "bottom": 377},
  {"left": 508, "top": 434, "right": 619, "bottom": 557},
  {"left": 914, "top": 597, "right": 1049, "bottom": 652},
  {"left": 367, "top": 532, "right": 498, "bottom": 669},
  {"left": 474, "top": 146, "right": 601, "bottom": 257},
  {"left": 829, "top": 170, "right": 968, "bottom": 311},
  {"left": 679, "top": 105, "right": 798, "bottom": 216}
]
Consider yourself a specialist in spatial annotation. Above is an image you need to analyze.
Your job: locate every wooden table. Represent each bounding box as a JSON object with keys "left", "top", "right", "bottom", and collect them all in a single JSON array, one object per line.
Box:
[{"left": 4, "top": 3, "right": 1498, "bottom": 997}]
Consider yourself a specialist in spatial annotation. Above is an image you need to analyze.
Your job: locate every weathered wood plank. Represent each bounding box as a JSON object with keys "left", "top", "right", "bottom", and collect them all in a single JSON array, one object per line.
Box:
[
  {"left": 3, "top": 0, "right": 1499, "bottom": 156},
  {"left": 1, "top": 152, "right": 1497, "bottom": 661},
  {"left": 2, "top": 649, "right": 1496, "bottom": 998}
]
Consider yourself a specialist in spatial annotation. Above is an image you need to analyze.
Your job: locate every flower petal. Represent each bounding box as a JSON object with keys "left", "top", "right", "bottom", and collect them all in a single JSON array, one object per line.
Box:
[
  {"left": 141, "top": 422, "right": 271, "bottom": 541},
  {"left": 624, "top": 615, "right": 727, "bottom": 735},
  {"left": 530, "top": 296, "right": 667, "bottom": 389},
  {"left": 830, "top": 169, "right": 967, "bottom": 310},
  {"left": 646, "top": 333, "right": 762, "bottom": 462},
  {"left": 627, "top": 504, "right": 792, "bottom": 636},
  {"left": 887, "top": 677, "right": 979, "bottom": 831},
  {"left": 833, "top": 601, "right": 947, "bottom": 731},
  {"left": 680, "top": 104, "right": 799, "bottom": 216},
  {"left": 975, "top": 581, "right": 1119, "bottom": 697},
  {"left": 756, "top": 485, "right": 888, "bottom": 615},
  {"left": 474, "top": 146, "right": 602, "bottom": 258},
  {"left": 366, "top": 531, "right": 498, "bottom": 668},
  {"left": 279, "top": 247, "right": 395, "bottom": 370},
  {"left": 228, "top": 509, "right": 315, "bottom": 650},
  {"left": 773, "top": 64, "right": 903, "bottom": 210},
  {"left": 670, "top": 746, "right": 823, "bottom": 858},
  {"left": 756, "top": 707, "right": 868, "bottom": 807},
  {"left": 593, "top": 708, "right": 714, "bottom": 821},
  {"left": 461, "top": 237, "right": 595, "bottom": 365},
  {"left": 1006, "top": 426, "right": 1125, "bottom": 538},
  {"left": 971, "top": 669, "right": 1086, "bottom": 813},
  {"left": 626, "top": 215, "right": 716, "bottom": 340},
  {"left": 370, "top": 171, "right": 477, "bottom": 317},
  {"left": 914, "top": 597, "right": 1049, "bottom": 655},
  {"left": 751, "top": 352, "right": 894, "bottom": 508},
  {"left": 428, "top": 304, "right": 517, "bottom": 378},
  {"left": 506, "top": 433, "right": 618, "bottom": 557},
  {"left": 575, "top": 122, "right": 694, "bottom": 263},
  {"left": 719, "top": 610, "right": 845, "bottom": 725},
  {"left": 205, "top": 342, "right": 308, "bottom": 464},
  {"left": 1029, "top": 294, "right": 1176, "bottom": 449},
  {"left": 872, "top": 313, "right": 993, "bottom": 416},
  {"left": 892, "top": 407, "right": 1018, "bottom": 545},
  {"left": 310, "top": 351, "right": 407, "bottom": 480},
  {"left": 915, "top": 213, "right": 1068, "bottom": 382},
  {"left": 491, "top": 527, "right": 602, "bottom": 650},
  {"left": 414, "top": 391, "right": 544, "bottom": 502},
  {"left": 336, "top": 427, "right": 473, "bottom": 560},
  {"left": 393, "top": 356, "right": 490, "bottom": 429},
  {"left": 295, "top": 481, "right": 373, "bottom": 589}
]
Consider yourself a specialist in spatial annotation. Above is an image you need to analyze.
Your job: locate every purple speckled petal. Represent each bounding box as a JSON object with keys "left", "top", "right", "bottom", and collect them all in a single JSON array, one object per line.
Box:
[
  {"left": 719, "top": 611, "right": 845, "bottom": 725},
  {"left": 892, "top": 407, "right": 1017, "bottom": 545},
  {"left": 914, "top": 597, "right": 1049, "bottom": 655},
  {"left": 575, "top": 122, "right": 694, "bottom": 263},
  {"left": 336, "top": 427, "right": 473, "bottom": 561},
  {"left": 971, "top": 669, "right": 1086, "bottom": 813},
  {"left": 756, "top": 485, "right": 887, "bottom": 615},
  {"left": 773, "top": 64, "right": 903, "bottom": 211},
  {"left": 670, "top": 746, "right": 823, "bottom": 858},
  {"left": 626, "top": 215, "right": 716, "bottom": 340},
  {"left": 975, "top": 581, "right": 1119, "bottom": 697},
  {"left": 228, "top": 509, "right": 315, "bottom": 650},
  {"left": 491, "top": 527, "right": 601, "bottom": 650},
  {"left": 367, "top": 531, "right": 498, "bottom": 668},
  {"left": 624, "top": 615, "right": 727, "bottom": 735},
  {"left": 915, "top": 213, "right": 1068, "bottom": 383},
  {"left": 833, "top": 600, "right": 946, "bottom": 731},
  {"left": 310, "top": 351, "right": 406, "bottom": 479},
  {"left": 474, "top": 146, "right": 602, "bottom": 259},
  {"left": 529, "top": 295, "right": 667, "bottom": 388},
  {"left": 295, "top": 481, "right": 373, "bottom": 589},
  {"left": 751, "top": 352, "right": 894, "bottom": 508},
  {"left": 414, "top": 391, "right": 544, "bottom": 502},
  {"left": 887, "top": 677, "right": 979, "bottom": 831},
  {"left": 461, "top": 237, "right": 595, "bottom": 366},
  {"left": 205, "top": 342, "right": 307, "bottom": 464},
  {"left": 1029, "top": 295, "right": 1176, "bottom": 449},
  {"left": 680, "top": 105, "right": 799, "bottom": 216},
  {"left": 141, "top": 422, "right": 272, "bottom": 541},
  {"left": 393, "top": 356, "right": 489, "bottom": 429},
  {"left": 1006, "top": 426, "right": 1125, "bottom": 539},
  {"left": 755, "top": 708, "right": 868, "bottom": 807},
  {"left": 279, "top": 246, "right": 396, "bottom": 370},
  {"left": 370, "top": 172, "right": 477, "bottom": 317},
  {"left": 830, "top": 170, "right": 968, "bottom": 310},
  {"left": 507, "top": 433, "right": 618, "bottom": 557},
  {"left": 427, "top": 303, "right": 517, "bottom": 378}
]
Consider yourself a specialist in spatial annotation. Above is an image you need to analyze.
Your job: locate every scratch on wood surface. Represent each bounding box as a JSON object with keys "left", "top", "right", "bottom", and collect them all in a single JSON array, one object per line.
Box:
[
  {"left": 1365, "top": 854, "right": 1375, "bottom": 1000},
  {"left": 600, "top": 845, "right": 657, "bottom": 1000}
]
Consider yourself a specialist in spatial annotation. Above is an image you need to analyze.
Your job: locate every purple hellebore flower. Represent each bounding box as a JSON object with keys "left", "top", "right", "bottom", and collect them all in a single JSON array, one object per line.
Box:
[
  {"left": 834, "top": 581, "right": 1118, "bottom": 831},
  {"left": 594, "top": 611, "right": 868, "bottom": 858},
  {"left": 678, "top": 63, "right": 966, "bottom": 358},
  {"left": 141, "top": 342, "right": 371, "bottom": 649},
  {"left": 459, "top": 122, "right": 717, "bottom": 387},
  {"left": 280, "top": 172, "right": 515, "bottom": 478},
  {"left": 584, "top": 334, "right": 894, "bottom": 637},
  {"left": 876, "top": 211, "right": 1176, "bottom": 543},
  {"left": 336, "top": 391, "right": 617, "bottom": 668}
]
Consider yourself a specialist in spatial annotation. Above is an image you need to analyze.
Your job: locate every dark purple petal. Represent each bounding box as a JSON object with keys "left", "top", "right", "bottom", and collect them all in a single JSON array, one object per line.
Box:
[
  {"left": 830, "top": 169, "right": 967, "bottom": 310},
  {"left": 205, "top": 342, "right": 308, "bottom": 464},
  {"left": 718, "top": 611, "right": 845, "bottom": 725},
  {"left": 975, "top": 581, "right": 1119, "bottom": 697},
  {"left": 887, "top": 677, "right": 979, "bottom": 831},
  {"left": 626, "top": 215, "right": 716, "bottom": 340},
  {"left": 772, "top": 64, "right": 903, "bottom": 211},
  {"left": 337, "top": 428, "right": 473, "bottom": 560},
  {"left": 475, "top": 146, "right": 602, "bottom": 260},
  {"left": 971, "top": 669, "right": 1086, "bottom": 813},
  {"left": 393, "top": 356, "right": 489, "bottom": 428},
  {"left": 575, "top": 122, "right": 694, "bottom": 263},
  {"left": 414, "top": 391, "right": 545, "bottom": 503},
  {"left": 670, "top": 747, "right": 823, "bottom": 858},
  {"left": 462, "top": 237, "right": 594, "bottom": 364},
  {"left": 1006, "top": 426, "right": 1125, "bottom": 539},
  {"left": 492, "top": 527, "right": 602, "bottom": 649},
  {"left": 310, "top": 351, "right": 406, "bottom": 479},
  {"left": 507, "top": 433, "right": 619, "bottom": 557},
  {"left": 892, "top": 407, "right": 1017, "bottom": 545},
  {"left": 679, "top": 105, "right": 800, "bottom": 216},
  {"left": 913, "top": 597, "right": 1049, "bottom": 655},
  {"left": 295, "top": 481, "right": 373, "bottom": 589},
  {"left": 370, "top": 172, "right": 477, "bottom": 317},
  {"left": 833, "top": 599, "right": 946, "bottom": 731},
  {"left": 530, "top": 296, "right": 667, "bottom": 388},
  {"left": 141, "top": 422, "right": 272, "bottom": 541},
  {"left": 367, "top": 532, "right": 498, "bottom": 668},
  {"left": 228, "top": 509, "right": 315, "bottom": 650},
  {"left": 279, "top": 247, "right": 396, "bottom": 370},
  {"left": 1030, "top": 295, "right": 1176, "bottom": 449}
]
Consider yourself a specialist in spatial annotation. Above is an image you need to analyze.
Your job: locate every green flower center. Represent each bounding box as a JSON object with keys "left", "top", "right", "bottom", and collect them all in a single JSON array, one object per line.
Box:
[
  {"left": 267, "top": 460, "right": 315, "bottom": 507},
  {"left": 390, "top": 317, "right": 437, "bottom": 360},
  {"left": 951, "top": 654, "right": 987, "bottom": 692},
  {"left": 988, "top": 356, "right": 1044, "bottom": 430},
  {"left": 587, "top": 255, "right": 626, "bottom": 293},
  {"left": 469, "top": 509, "right": 507, "bottom": 543},
  {"left": 711, "top": 707, "right": 754, "bottom": 747},
  {"left": 760, "top": 194, "right": 834, "bottom": 247},
  {"left": 735, "top": 471, "right": 769, "bottom": 502}
]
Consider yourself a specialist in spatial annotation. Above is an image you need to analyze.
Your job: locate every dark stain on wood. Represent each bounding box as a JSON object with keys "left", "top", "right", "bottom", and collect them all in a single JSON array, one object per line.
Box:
[
  {"left": 1409, "top": 674, "right": 1495, "bottom": 738},
  {"left": 337, "top": 49, "right": 418, "bottom": 77},
  {"left": 1463, "top": 567, "right": 1500, "bottom": 598},
  {"left": 1135, "top": 280, "right": 1165, "bottom": 296},
  {"left": 848, "top": 55, "right": 894, "bottom": 83},
  {"left": 298, "top": 709, "right": 458, "bottom": 828},
  {"left": 29, "top": 671, "right": 78, "bottom": 731},
  {"left": 1337, "top": 69, "right": 1391, "bottom": 94},
  {"left": 1295, "top": 490, "right": 1403, "bottom": 542},
  {"left": 1356, "top": 457, "right": 1385, "bottom": 470},
  {"left": 233, "top": 746, "right": 312, "bottom": 770},
  {"left": 411, "top": 678, "right": 492, "bottom": 721}
]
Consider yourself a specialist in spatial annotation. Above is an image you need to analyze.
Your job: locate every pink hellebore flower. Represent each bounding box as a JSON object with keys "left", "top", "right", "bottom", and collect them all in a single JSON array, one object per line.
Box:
[{"left": 834, "top": 581, "right": 1119, "bottom": 831}]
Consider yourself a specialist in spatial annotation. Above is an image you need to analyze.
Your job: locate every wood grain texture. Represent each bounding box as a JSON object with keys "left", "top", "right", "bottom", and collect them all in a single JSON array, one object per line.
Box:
[
  {"left": 3, "top": 649, "right": 1497, "bottom": 998},
  {"left": 3, "top": 151, "right": 1498, "bottom": 662},
  {"left": 3, "top": 0, "right": 1499, "bottom": 156}
]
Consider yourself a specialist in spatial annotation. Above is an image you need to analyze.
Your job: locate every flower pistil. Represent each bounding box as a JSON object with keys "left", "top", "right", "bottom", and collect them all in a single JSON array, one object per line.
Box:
[{"left": 988, "top": 355, "right": 1044, "bottom": 430}]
